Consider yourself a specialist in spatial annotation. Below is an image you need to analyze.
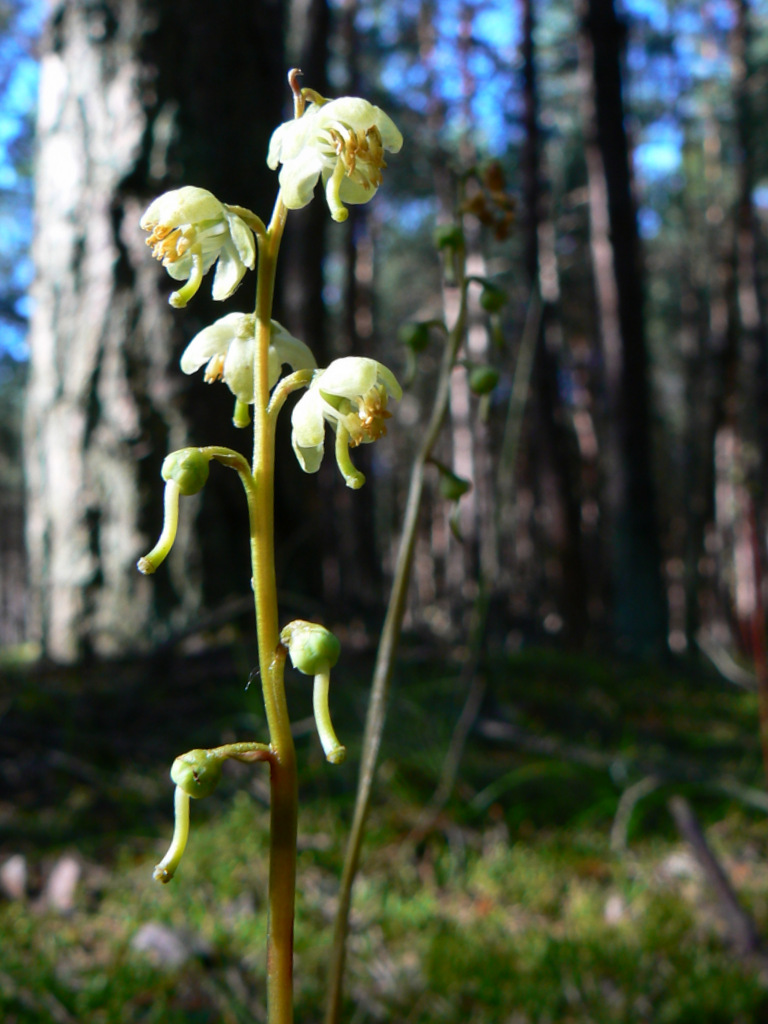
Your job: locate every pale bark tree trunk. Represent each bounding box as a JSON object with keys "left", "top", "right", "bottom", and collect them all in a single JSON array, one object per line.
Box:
[{"left": 25, "top": 0, "right": 284, "bottom": 662}]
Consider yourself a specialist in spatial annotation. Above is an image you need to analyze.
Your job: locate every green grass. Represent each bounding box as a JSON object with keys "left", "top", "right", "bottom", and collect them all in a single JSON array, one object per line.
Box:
[{"left": 2, "top": 646, "right": 768, "bottom": 1022}]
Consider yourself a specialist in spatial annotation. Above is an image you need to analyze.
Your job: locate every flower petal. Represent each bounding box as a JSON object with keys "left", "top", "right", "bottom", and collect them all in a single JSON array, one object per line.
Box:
[
  {"left": 317, "top": 357, "right": 379, "bottom": 398},
  {"left": 180, "top": 313, "right": 246, "bottom": 374},
  {"left": 279, "top": 149, "right": 326, "bottom": 210},
  {"left": 377, "top": 362, "right": 402, "bottom": 400},
  {"left": 373, "top": 108, "right": 403, "bottom": 153},
  {"left": 140, "top": 186, "right": 224, "bottom": 231},
  {"left": 337, "top": 173, "right": 380, "bottom": 206},
  {"left": 293, "top": 439, "right": 325, "bottom": 474},
  {"left": 314, "top": 98, "right": 402, "bottom": 154},
  {"left": 222, "top": 334, "right": 255, "bottom": 403},
  {"left": 270, "top": 320, "right": 317, "bottom": 374},
  {"left": 268, "top": 346, "right": 282, "bottom": 390},
  {"left": 267, "top": 116, "right": 311, "bottom": 169},
  {"left": 291, "top": 388, "right": 327, "bottom": 473},
  {"left": 315, "top": 97, "right": 373, "bottom": 130},
  {"left": 225, "top": 211, "right": 256, "bottom": 269},
  {"left": 165, "top": 246, "right": 219, "bottom": 281},
  {"left": 291, "top": 389, "right": 326, "bottom": 448},
  {"left": 211, "top": 244, "right": 247, "bottom": 300}
]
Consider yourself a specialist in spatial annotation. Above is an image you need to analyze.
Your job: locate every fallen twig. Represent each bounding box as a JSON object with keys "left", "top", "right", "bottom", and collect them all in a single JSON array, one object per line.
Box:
[{"left": 668, "top": 795, "right": 765, "bottom": 962}]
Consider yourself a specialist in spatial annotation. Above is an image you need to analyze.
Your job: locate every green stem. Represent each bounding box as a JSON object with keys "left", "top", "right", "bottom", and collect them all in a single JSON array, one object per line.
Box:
[
  {"left": 224, "top": 204, "right": 267, "bottom": 241},
  {"left": 250, "top": 192, "right": 297, "bottom": 1024},
  {"left": 324, "top": 256, "right": 470, "bottom": 1024},
  {"left": 268, "top": 369, "right": 314, "bottom": 421}
]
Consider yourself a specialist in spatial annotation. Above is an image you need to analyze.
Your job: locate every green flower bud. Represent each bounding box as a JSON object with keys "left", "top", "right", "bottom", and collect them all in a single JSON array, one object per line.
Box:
[
  {"left": 434, "top": 223, "right": 464, "bottom": 250},
  {"left": 161, "top": 448, "right": 210, "bottom": 496},
  {"left": 398, "top": 321, "right": 431, "bottom": 353},
  {"left": 281, "top": 620, "right": 341, "bottom": 675},
  {"left": 479, "top": 283, "right": 506, "bottom": 313},
  {"left": 171, "top": 749, "right": 223, "bottom": 799},
  {"left": 468, "top": 365, "right": 500, "bottom": 395},
  {"left": 437, "top": 466, "right": 472, "bottom": 501}
]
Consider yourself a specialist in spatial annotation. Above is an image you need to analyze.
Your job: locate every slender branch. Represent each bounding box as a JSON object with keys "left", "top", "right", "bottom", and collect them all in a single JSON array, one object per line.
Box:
[
  {"left": 696, "top": 631, "right": 757, "bottom": 691},
  {"left": 324, "top": 252, "right": 471, "bottom": 1024},
  {"left": 473, "top": 716, "right": 768, "bottom": 815},
  {"left": 609, "top": 775, "right": 660, "bottom": 853},
  {"left": 407, "top": 672, "right": 486, "bottom": 844},
  {"left": 668, "top": 795, "right": 764, "bottom": 961}
]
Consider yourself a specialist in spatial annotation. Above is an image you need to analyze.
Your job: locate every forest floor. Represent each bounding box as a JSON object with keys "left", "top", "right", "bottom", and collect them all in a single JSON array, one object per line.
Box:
[{"left": 1, "top": 639, "right": 768, "bottom": 1023}]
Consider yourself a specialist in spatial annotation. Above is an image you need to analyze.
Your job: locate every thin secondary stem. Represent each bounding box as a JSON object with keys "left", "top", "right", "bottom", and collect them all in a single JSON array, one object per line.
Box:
[
  {"left": 324, "top": 256, "right": 470, "bottom": 1024},
  {"left": 249, "top": 191, "right": 297, "bottom": 1024}
]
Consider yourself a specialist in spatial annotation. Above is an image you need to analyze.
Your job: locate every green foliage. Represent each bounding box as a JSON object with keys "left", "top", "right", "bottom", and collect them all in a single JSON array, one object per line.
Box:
[
  {"left": 2, "top": 649, "right": 768, "bottom": 1021},
  {"left": 4, "top": 803, "right": 768, "bottom": 1022}
]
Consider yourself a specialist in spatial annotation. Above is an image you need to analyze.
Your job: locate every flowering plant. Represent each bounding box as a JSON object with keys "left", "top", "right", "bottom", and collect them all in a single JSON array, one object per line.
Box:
[
  {"left": 291, "top": 357, "right": 402, "bottom": 486},
  {"left": 267, "top": 96, "right": 403, "bottom": 222},
  {"left": 141, "top": 186, "right": 256, "bottom": 307},
  {"left": 137, "top": 73, "right": 401, "bottom": 1024}
]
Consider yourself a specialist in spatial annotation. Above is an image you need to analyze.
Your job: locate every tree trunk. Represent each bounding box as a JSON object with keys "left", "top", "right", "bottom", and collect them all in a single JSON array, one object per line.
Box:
[
  {"left": 730, "top": 0, "right": 768, "bottom": 488},
  {"left": 521, "top": 0, "right": 589, "bottom": 646},
  {"left": 25, "top": 0, "right": 284, "bottom": 662},
  {"left": 579, "top": 0, "right": 667, "bottom": 655}
]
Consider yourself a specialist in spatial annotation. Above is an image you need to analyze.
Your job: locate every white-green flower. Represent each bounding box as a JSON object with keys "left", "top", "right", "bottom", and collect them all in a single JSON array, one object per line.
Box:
[
  {"left": 291, "top": 357, "right": 401, "bottom": 487},
  {"left": 267, "top": 97, "right": 403, "bottom": 223},
  {"left": 141, "top": 186, "right": 256, "bottom": 308},
  {"left": 180, "top": 313, "right": 316, "bottom": 403}
]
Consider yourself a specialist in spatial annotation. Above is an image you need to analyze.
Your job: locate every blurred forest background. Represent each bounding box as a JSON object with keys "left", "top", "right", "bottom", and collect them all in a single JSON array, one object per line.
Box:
[
  {"left": 3, "top": 0, "right": 768, "bottom": 672},
  {"left": 6, "top": 0, "right": 768, "bottom": 1021}
]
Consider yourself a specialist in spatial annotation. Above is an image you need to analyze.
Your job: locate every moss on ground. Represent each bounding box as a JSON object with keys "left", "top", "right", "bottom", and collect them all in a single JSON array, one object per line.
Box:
[{"left": 1, "top": 646, "right": 768, "bottom": 1022}]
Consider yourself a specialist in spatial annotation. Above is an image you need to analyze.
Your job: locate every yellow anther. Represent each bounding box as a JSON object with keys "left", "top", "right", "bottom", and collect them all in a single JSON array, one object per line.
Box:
[{"left": 203, "top": 353, "right": 226, "bottom": 383}]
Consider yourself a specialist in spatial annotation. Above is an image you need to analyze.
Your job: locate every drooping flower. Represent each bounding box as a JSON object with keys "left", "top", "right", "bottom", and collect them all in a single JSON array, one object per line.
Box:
[
  {"left": 291, "top": 357, "right": 401, "bottom": 487},
  {"left": 140, "top": 186, "right": 256, "bottom": 307},
  {"left": 180, "top": 313, "right": 316, "bottom": 403},
  {"left": 267, "top": 98, "right": 403, "bottom": 223}
]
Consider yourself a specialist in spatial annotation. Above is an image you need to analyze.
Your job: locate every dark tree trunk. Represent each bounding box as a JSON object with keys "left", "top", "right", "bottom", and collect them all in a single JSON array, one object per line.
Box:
[
  {"left": 730, "top": 0, "right": 768, "bottom": 486},
  {"left": 25, "top": 0, "right": 284, "bottom": 661},
  {"left": 520, "top": 0, "right": 589, "bottom": 646},
  {"left": 580, "top": 0, "right": 667, "bottom": 655},
  {"left": 274, "top": 0, "right": 330, "bottom": 606}
]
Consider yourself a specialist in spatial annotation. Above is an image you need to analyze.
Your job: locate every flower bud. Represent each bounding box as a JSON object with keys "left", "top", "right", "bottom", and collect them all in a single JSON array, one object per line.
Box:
[
  {"left": 479, "top": 283, "right": 507, "bottom": 313},
  {"left": 161, "top": 448, "right": 210, "bottom": 496},
  {"left": 438, "top": 466, "right": 472, "bottom": 501},
  {"left": 171, "top": 749, "right": 223, "bottom": 799},
  {"left": 468, "top": 365, "right": 499, "bottom": 395},
  {"left": 281, "top": 620, "right": 341, "bottom": 675},
  {"left": 434, "top": 223, "right": 464, "bottom": 250},
  {"left": 398, "top": 321, "right": 431, "bottom": 353}
]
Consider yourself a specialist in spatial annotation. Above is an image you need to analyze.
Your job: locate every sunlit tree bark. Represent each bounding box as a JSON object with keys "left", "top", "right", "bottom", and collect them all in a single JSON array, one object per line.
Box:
[{"left": 25, "top": 0, "right": 284, "bottom": 661}]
